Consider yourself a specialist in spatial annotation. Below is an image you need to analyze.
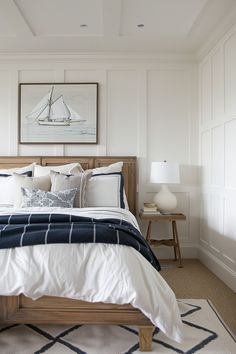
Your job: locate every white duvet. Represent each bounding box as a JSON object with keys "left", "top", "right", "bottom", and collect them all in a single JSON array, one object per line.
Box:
[{"left": 0, "top": 207, "right": 183, "bottom": 343}]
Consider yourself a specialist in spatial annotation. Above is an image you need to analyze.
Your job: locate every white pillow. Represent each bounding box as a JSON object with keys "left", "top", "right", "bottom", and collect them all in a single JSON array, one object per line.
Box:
[
  {"left": 34, "top": 163, "right": 82, "bottom": 177},
  {"left": 0, "top": 163, "right": 35, "bottom": 176},
  {"left": 85, "top": 173, "right": 125, "bottom": 208},
  {"left": 85, "top": 162, "right": 129, "bottom": 209},
  {"left": 0, "top": 176, "right": 18, "bottom": 207},
  {"left": 13, "top": 173, "right": 51, "bottom": 208},
  {"left": 91, "top": 161, "right": 123, "bottom": 175},
  {"left": 0, "top": 164, "right": 35, "bottom": 207}
]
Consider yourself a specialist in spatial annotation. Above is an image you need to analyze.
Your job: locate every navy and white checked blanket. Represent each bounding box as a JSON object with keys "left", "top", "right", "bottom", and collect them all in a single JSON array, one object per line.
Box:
[{"left": 0, "top": 213, "right": 161, "bottom": 271}]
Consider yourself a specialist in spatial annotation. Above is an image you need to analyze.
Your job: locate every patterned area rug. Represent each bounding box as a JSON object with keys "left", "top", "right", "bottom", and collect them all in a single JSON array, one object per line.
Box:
[{"left": 0, "top": 300, "right": 235, "bottom": 354}]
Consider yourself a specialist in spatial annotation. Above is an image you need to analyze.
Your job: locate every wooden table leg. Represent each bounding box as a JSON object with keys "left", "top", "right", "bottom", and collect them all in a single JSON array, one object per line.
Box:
[
  {"left": 146, "top": 220, "right": 152, "bottom": 243},
  {"left": 173, "top": 220, "right": 183, "bottom": 268},
  {"left": 171, "top": 221, "right": 177, "bottom": 261}
]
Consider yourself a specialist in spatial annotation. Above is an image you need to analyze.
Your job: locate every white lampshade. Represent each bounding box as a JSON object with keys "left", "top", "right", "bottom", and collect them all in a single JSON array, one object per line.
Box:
[
  {"left": 150, "top": 161, "right": 180, "bottom": 213},
  {"left": 150, "top": 161, "right": 180, "bottom": 184}
]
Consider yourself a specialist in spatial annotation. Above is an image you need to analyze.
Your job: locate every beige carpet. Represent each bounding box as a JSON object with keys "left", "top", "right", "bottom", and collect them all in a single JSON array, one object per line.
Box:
[{"left": 160, "top": 259, "right": 236, "bottom": 336}]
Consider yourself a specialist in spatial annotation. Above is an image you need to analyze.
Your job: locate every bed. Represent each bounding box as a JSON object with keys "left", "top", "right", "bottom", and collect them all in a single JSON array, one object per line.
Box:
[{"left": 0, "top": 156, "right": 183, "bottom": 352}]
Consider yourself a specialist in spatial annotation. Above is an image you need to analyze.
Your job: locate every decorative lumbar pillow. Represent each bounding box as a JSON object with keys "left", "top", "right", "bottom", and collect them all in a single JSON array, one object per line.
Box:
[
  {"left": 21, "top": 188, "right": 77, "bottom": 208},
  {"left": 50, "top": 170, "right": 91, "bottom": 208},
  {"left": 13, "top": 173, "right": 51, "bottom": 208},
  {"left": 84, "top": 172, "right": 125, "bottom": 208},
  {"left": 34, "top": 163, "right": 83, "bottom": 177},
  {"left": 0, "top": 168, "right": 35, "bottom": 207}
]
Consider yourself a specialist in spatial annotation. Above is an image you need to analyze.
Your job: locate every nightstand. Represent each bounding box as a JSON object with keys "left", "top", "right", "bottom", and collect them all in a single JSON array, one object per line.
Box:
[{"left": 139, "top": 211, "right": 186, "bottom": 268}]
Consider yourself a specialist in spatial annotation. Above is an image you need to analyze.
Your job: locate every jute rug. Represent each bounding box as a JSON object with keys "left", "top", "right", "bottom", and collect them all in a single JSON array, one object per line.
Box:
[{"left": 0, "top": 300, "right": 235, "bottom": 353}]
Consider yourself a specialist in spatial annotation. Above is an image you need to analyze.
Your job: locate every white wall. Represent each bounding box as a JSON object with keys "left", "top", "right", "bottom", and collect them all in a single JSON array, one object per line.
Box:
[
  {"left": 199, "top": 24, "right": 236, "bottom": 291},
  {"left": 0, "top": 54, "right": 198, "bottom": 258}
]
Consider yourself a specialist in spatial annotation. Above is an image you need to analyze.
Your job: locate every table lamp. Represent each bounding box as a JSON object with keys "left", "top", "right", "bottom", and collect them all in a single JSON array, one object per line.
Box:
[{"left": 150, "top": 161, "right": 180, "bottom": 213}]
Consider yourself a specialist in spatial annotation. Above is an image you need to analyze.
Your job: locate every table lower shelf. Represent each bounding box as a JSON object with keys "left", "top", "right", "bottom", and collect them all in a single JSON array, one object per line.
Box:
[{"left": 149, "top": 239, "right": 177, "bottom": 247}]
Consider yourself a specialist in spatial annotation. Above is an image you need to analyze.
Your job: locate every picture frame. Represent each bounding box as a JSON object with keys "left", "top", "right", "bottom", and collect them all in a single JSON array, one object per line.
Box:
[{"left": 19, "top": 82, "right": 98, "bottom": 144}]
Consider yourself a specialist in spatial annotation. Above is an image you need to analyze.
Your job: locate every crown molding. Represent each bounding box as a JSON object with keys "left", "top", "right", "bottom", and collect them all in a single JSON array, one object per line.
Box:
[{"left": 0, "top": 51, "right": 196, "bottom": 64}]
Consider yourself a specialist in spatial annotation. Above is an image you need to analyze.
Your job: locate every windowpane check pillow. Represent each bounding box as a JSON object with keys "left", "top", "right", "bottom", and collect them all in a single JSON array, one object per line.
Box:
[
  {"left": 21, "top": 188, "right": 77, "bottom": 208},
  {"left": 84, "top": 172, "right": 125, "bottom": 208}
]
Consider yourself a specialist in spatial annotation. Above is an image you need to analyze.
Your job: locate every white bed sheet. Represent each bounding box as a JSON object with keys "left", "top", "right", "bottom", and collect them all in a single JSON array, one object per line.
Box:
[{"left": 0, "top": 207, "right": 183, "bottom": 343}]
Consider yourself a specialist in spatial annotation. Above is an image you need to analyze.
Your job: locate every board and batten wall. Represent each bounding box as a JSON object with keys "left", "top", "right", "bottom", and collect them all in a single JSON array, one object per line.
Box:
[
  {"left": 199, "top": 23, "right": 236, "bottom": 291},
  {"left": 0, "top": 55, "right": 198, "bottom": 258}
]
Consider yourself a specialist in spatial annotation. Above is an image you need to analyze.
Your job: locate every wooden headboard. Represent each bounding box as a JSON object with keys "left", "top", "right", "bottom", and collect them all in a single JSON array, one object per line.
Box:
[{"left": 0, "top": 156, "right": 137, "bottom": 214}]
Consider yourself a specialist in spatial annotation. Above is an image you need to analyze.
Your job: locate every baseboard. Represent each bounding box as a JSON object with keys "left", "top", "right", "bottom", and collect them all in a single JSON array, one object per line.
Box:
[
  {"left": 199, "top": 246, "right": 236, "bottom": 292},
  {"left": 152, "top": 244, "right": 198, "bottom": 260}
]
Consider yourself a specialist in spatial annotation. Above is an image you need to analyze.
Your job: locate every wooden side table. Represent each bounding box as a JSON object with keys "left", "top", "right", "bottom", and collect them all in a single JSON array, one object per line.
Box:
[{"left": 139, "top": 212, "right": 186, "bottom": 268}]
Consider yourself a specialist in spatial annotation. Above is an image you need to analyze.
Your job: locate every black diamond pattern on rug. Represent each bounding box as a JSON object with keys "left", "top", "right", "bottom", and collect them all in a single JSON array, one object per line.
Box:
[{"left": 0, "top": 300, "right": 234, "bottom": 354}]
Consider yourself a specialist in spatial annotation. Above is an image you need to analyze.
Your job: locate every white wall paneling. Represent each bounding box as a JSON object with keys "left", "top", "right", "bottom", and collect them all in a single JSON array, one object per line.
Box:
[
  {"left": 200, "top": 130, "right": 211, "bottom": 186},
  {"left": 209, "top": 192, "right": 224, "bottom": 254},
  {"left": 0, "top": 55, "right": 198, "bottom": 258},
  {"left": 212, "top": 125, "right": 224, "bottom": 186},
  {"left": 143, "top": 66, "right": 199, "bottom": 257},
  {"left": 223, "top": 192, "right": 236, "bottom": 267},
  {"left": 224, "top": 31, "right": 236, "bottom": 115},
  {"left": 147, "top": 69, "right": 190, "bottom": 165},
  {"left": 225, "top": 119, "right": 236, "bottom": 189},
  {"left": 200, "top": 193, "right": 210, "bottom": 246},
  {"left": 211, "top": 47, "right": 224, "bottom": 121},
  {"left": 106, "top": 70, "right": 138, "bottom": 156},
  {"left": 199, "top": 23, "right": 236, "bottom": 291},
  {"left": 0, "top": 70, "right": 12, "bottom": 155},
  {"left": 137, "top": 70, "right": 148, "bottom": 211},
  {"left": 200, "top": 58, "right": 212, "bottom": 125}
]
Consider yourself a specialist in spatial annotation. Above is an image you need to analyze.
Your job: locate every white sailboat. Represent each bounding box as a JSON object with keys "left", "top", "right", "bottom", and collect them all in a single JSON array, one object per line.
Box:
[{"left": 26, "top": 86, "right": 86, "bottom": 126}]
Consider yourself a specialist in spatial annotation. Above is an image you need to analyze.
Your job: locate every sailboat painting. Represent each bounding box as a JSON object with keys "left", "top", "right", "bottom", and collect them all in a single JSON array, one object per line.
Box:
[{"left": 19, "top": 83, "right": 98, "bottom": 144}]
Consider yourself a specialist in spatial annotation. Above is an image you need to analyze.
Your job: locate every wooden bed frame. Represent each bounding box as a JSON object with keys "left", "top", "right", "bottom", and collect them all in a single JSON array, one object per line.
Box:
[{"left": 0, "top": 156, "right": 155, "bottom": 351}]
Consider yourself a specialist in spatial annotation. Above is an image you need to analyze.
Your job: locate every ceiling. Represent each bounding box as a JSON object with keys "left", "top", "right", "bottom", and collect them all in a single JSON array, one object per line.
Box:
[{"left": 0, "top": 0, "right": 235, "bottom": 54}]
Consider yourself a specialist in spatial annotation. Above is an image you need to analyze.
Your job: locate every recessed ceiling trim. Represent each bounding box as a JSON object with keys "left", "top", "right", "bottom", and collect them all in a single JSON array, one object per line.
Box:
[
  {"left": 0, "top": 51, "right": 196, "bottom": 63},
  {"left": 34, "top": 34, "right": 104, "bottom": 38},
  {"left": 0, "top": 0, "right": 235, "bottom": 54},
  {"left": 9, "top": 0, "right": 35, "bottom": 37},
  {"left": 103, "top": 0, "right": 122, "bottom": 36}
]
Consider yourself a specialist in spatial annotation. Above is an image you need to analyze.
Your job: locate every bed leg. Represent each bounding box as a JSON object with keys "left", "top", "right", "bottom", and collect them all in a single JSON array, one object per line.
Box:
[{"left": 139, "top": 325, "right": 154, "bottom": 352}]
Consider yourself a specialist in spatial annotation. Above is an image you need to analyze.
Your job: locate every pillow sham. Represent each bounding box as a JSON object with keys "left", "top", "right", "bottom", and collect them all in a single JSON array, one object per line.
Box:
[
  {"left": 84, "top": 161, "right": 129, "bottom": 209},
  {"left": 34, "top": 162, "right": 83, "bottom": 177},
  {"left": 84, "top": 172, "right": 125, "bottom": 208},
  {"left": 0, "top": 168, "right": 35, "bottom": 207},
  {"left": 0, "top": 163, "right": 35, "bottom": 176},
  {"left": 91, "top": 161, "right": 123, "bottom": 175},
  {"left": 13, "top": 173, "right": 51, "bottom": 208},
  {"left": 21, "top": 187, "right": 77, "bottom": 208},
  {"left": 50, "top": 170, "right": 91, "bottom": 208}
]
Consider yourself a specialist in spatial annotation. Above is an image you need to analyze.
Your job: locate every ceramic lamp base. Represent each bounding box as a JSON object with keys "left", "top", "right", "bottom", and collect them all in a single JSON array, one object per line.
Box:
[{"left": 153, "top": 184, "right": 177, "bottom": 213}]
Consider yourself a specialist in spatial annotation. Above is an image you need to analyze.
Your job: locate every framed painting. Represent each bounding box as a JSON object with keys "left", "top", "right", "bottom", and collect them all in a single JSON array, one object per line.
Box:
[{"left": 19, "top": 82, "right": 98, "bottom": 144}]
